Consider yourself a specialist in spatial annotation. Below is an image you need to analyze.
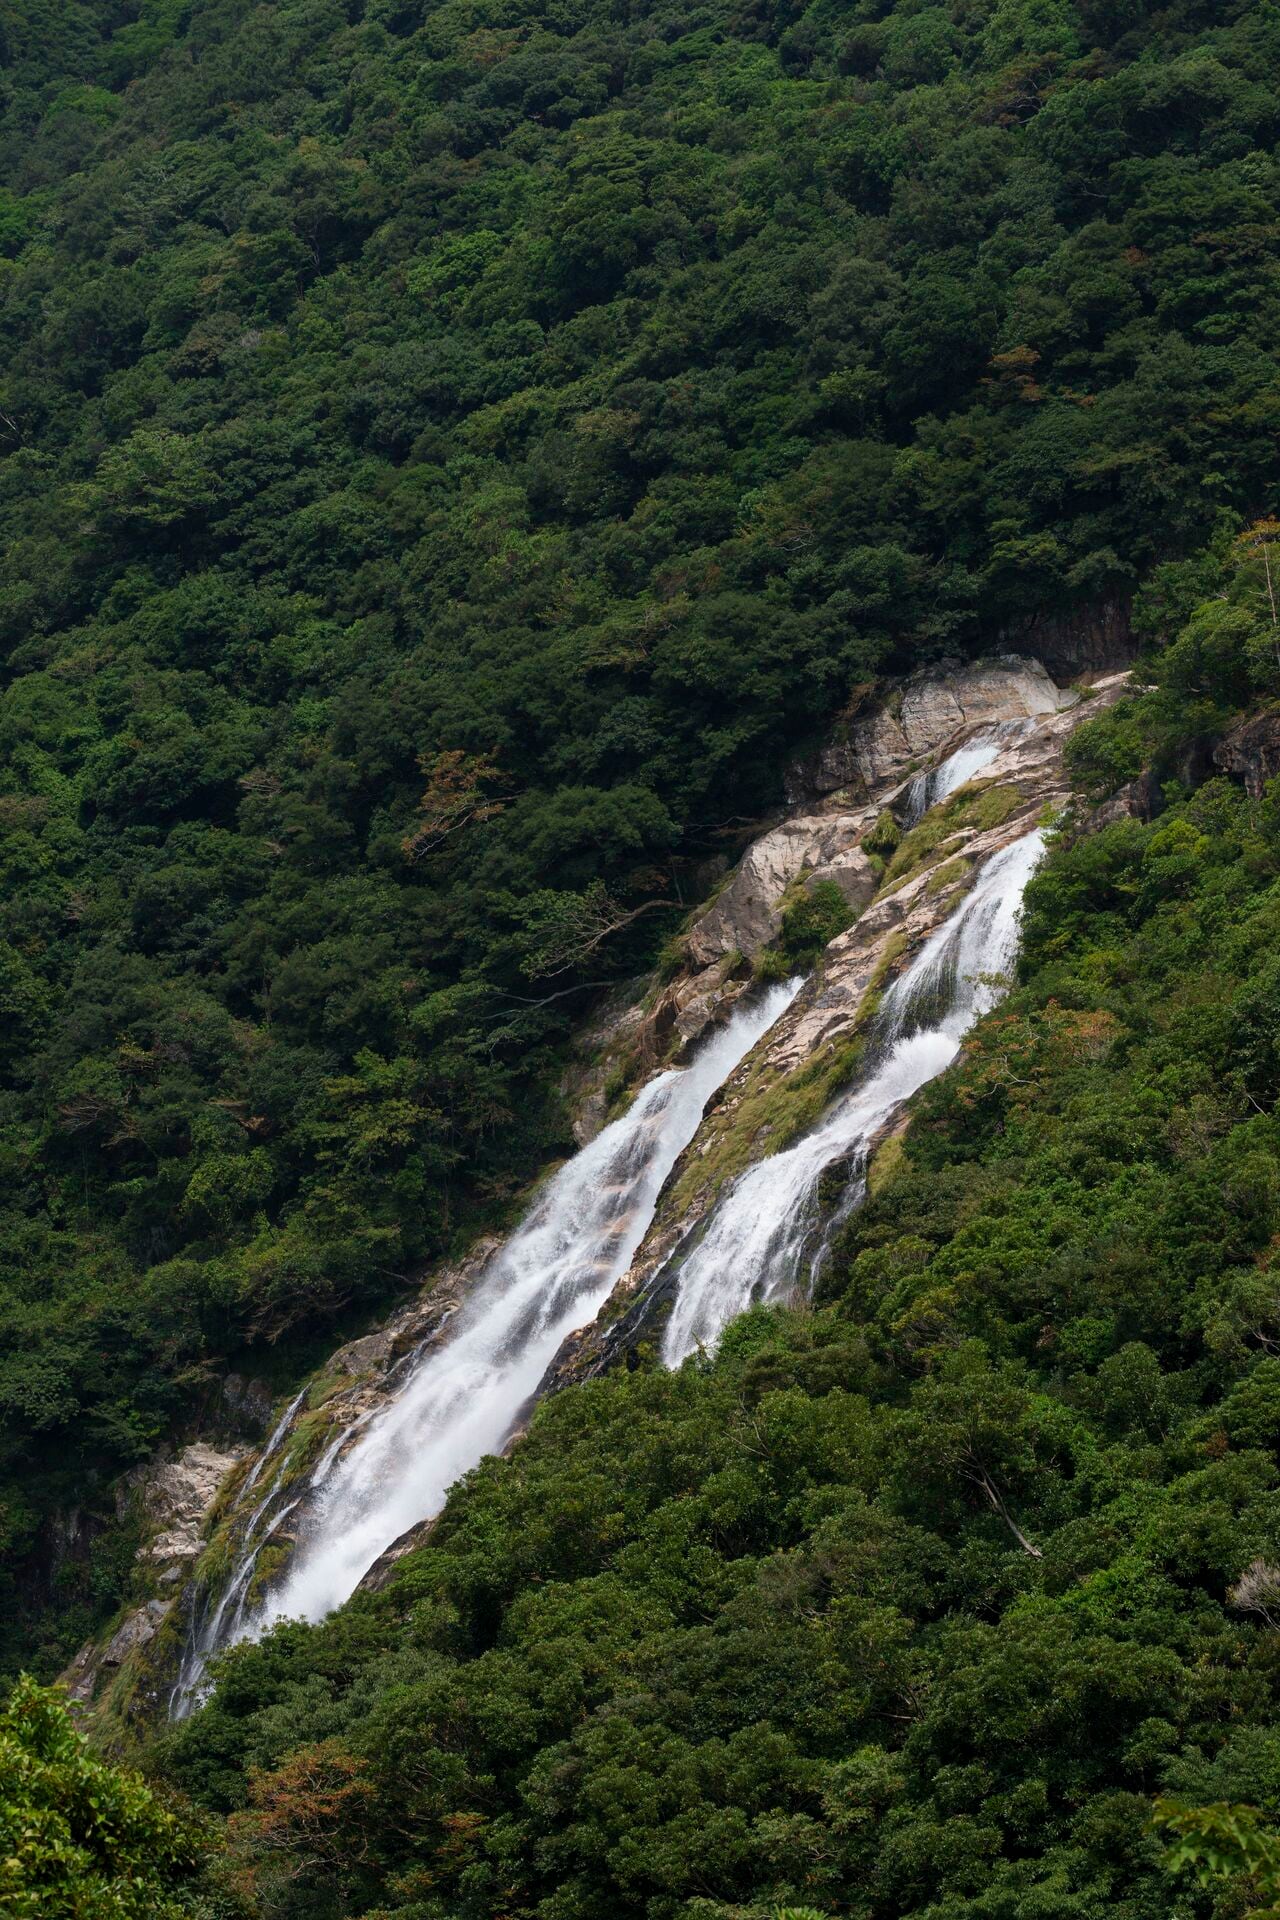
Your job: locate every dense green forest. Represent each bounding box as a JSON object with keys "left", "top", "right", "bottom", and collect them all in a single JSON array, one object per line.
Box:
[
  {"left": 136, "top": 551, "right": 1280, "bottom": 1919},
  {"left": 8, "top": 0, "right": 1280, "bottom": 1909},
  {"left": 6, "top": 0, "right": 1280, "bottom": 1672},
  {"left": 53, "top": 569, "right": 1280, "bottom": 1920}
]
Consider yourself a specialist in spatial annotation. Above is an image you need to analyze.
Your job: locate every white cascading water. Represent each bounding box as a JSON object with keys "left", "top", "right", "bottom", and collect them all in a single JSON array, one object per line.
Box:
[
  {"left": 899, "top": 719, "right": 1034, "bottom": 826},
  {"left": 661, "top": 828, "right": 1045, "bottom": 1366},
  {"left": 170, "top": 976, "right": 800, "bottom": 1712},
  {"left": 167, "top": 1388, "right": 309, "bottom": 1716}
]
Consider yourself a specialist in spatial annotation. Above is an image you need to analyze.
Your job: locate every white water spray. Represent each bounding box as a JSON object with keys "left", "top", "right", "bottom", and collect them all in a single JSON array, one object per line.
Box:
[
  {"left": 171, "top": 977, "right": 800, "bottom": 1709},
  {"left": 166, "top": 1387, "right": 308, "bottom": 1715},
  {"left": 661, "top": 829, "right": 1044, "bottom": 1366}
]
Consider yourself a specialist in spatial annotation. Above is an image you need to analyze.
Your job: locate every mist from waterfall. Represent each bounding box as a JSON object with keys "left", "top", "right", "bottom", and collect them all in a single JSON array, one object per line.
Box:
[
  {"left": 171, "top": 976, "right": 800, "bottom": 1711},
  {"left": 661, "top": 828, "right": 1045, "bottom": 1366}
]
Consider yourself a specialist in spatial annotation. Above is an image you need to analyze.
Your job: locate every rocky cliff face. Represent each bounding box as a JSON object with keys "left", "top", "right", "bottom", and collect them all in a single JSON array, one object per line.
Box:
[
  {"left": 544, "top": 668, "right": 1131, "bottom": 1385},
  {"left": 1214, "top": 707, "right": 1280, "bottom": 798},
  {"left": 67, "top": 653, "right": 1130, "bottom": 1720},
  {"left": 1000, "top": 592, "right": 1134, "bottom": 683},
  {"left": 565, "top": 657, "right": 1083, "bottom": 1146},
  {"left": 784, "top": 655, "right": 1077, "bottom": 809},
  {"left": 63, "top": 1440, "right": 247, "bottom": 1715}
]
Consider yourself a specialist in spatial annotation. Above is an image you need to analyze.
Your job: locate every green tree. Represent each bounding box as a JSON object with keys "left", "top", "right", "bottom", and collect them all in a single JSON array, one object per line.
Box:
[
  {"left": 1155, "top": 1799, "right": 1280, "bottom": 1917},
  {"left": 0, "top": 1675, "right": 203, "bottom": 1917}
]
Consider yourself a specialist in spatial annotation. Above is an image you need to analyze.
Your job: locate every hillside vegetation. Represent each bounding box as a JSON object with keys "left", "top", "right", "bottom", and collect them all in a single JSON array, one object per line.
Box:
[
  {"left": 5, "top": 0, "right": 1280, "bottom": 1673},
  {"left": 7, "top": 2, "right": 1280, "bottom": 1906},
  {"left": 150, "top": 539, "right": 1280, "bottom": 1919}
]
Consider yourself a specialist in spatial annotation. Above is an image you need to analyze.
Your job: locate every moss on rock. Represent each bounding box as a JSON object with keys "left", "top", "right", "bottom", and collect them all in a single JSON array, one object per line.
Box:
[{"left": 883, "top": 781, "right": 1023, "bottom": 891}]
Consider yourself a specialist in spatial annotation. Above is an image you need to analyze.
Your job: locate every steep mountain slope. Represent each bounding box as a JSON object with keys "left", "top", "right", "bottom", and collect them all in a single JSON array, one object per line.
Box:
[
  {"left": 147, "top": 536, "right": 1280, "bottom": 1918},
  {"left": 5, "top": 0, "right": 1280, "bottom": 1677},
  {"left": 52, "top": 650, "right": 1103, "bottom": 1729},
  {"left": 7, "top": 0, "right": 1280, "bottom": 1912}
]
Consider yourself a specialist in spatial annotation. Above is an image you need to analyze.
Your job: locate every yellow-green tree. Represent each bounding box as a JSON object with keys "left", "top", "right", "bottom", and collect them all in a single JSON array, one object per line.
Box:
[
  {"left": 0, "top": 1675, "right": 203, "bottom": 1919},
  {"left": 1155, "top": 1798, "right": 1280, "bottom": 1918}
]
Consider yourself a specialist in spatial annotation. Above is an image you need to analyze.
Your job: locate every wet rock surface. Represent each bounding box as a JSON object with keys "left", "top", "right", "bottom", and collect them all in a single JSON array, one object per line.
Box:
[
  {"left": 64, "top": 1600, "right": 173, "bottom": 1707},
  {"left": 546, "top": 671, "right": 1131, "bottom": 1383},
  {"left": 220, "top": 1372, "right": 275, "bottom": 1435},
  {"left": 785, "top": 655, "right": 1076, "bottom": 809}
]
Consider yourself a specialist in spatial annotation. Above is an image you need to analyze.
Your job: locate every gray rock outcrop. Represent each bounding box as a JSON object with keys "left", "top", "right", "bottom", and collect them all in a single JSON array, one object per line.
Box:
[
  {"left": 64, "top": 1599, "right": 173, "bottom": 1707},
  {"left": 785, "top": 655, "right": 1076, "bottom": 809},
  {"left": 1003, "top": 593, "right": 1135, "bottom": 682},
  {"left": 546, "top": 670, "right": 1132, "bottom": 1385},
  {"left": 1214, "top": 708, "right": 1280, "bottom": 799},
  {"left": 686, "top": 815, "right": 878, "bottom": 965},
  {"left": 123, "top": 1441, "right": 249, "bottom": 1586},
  {"left": 62, "top": 1441, "right": 247, "bottom": 1710}
]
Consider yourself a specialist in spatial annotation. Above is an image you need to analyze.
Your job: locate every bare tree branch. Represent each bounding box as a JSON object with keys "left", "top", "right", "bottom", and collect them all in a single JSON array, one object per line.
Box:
[{"left": 962, "top": 1455, "right": 1042, "bottom": 1558}]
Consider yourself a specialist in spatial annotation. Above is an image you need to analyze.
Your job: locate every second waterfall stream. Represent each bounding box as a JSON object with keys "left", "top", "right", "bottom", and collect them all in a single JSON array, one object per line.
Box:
[
  {"left": 174, "top": 814, "right": 1047, "bottom": 1715},
  {"left": 661, "top": 827, "right": 1046, "bottom": 1363}
]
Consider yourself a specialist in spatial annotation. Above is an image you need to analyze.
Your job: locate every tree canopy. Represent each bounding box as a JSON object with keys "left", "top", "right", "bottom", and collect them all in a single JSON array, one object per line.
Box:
[
  {"left": 144, "top": 546, "right": 1280, "bottom": 1919},
  {"left": 0, "top": 1674, "right": 202, "bottom": 1917},
  {"left": 4, "top": 0, "right": 1280, "bottom": 1696}
]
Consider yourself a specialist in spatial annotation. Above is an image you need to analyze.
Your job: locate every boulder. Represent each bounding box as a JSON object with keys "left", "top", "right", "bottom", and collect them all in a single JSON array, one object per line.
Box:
[
  {"left": 103, "top": 1599, "right": 171, "bottom": 1667},
  {"left": 662, "top": 961, "right": 745, "bottom": 1052},
  {"left": 329, "top": 1329, "right": 396, "bottom": 1377}
]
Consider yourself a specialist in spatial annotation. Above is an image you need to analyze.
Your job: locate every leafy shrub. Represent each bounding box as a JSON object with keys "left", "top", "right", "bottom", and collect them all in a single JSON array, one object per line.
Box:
[{"left": 0, "top": 1676, "right": 202, "bottom": 1917}]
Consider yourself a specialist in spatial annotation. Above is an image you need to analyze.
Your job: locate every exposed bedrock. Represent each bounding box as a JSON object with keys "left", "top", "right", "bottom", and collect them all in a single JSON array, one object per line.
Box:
[
  {"left": 1214, "top": 706, "right": 1280, "bottom": 799},
  {"left": 565, "top": 657, "right": 1086, "bottom": 1134},
  {"left": 544, "top": 669, "right": 1132, "bottom": 1386},
  {"left": 66, "top": 653, "right": 1132, "bottom": 1715},
  {"left": 1000, "top": 592, "right": 1135, "bottom": 683},
  {"left": 62, "top": 1440, "right": 247, "bottom": 1711},
  {"left": 783, "top": 654, "right": 1076, "bottom": 810}
]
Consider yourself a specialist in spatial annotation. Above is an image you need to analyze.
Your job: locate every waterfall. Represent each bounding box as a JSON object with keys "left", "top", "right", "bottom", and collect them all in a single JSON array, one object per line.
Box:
[
  {"left": 170, "top": 977, "right": 800, "bottom": 1712},
  {"left": 660, "top": 829, "right": 1045, "bottom": 1366},
  {"left": 169, "top": 728, "right": 1047, "bottom": 1716},
  {"left": 899, "top": 721, "right": 1030, "bottom": 826},
  {"left": 166, "top": 1389, "right": 308, "bottom": 1716}
]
